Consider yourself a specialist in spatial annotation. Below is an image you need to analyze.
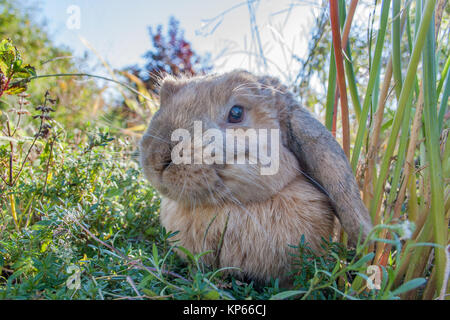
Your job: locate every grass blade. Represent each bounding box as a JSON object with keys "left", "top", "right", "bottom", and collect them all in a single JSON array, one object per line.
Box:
[
  {"left": 351, "top": 0, "right": 391, "bottom": 171},
  {"left": 369, "top": 0, "right": 437, "bottom": 221}
]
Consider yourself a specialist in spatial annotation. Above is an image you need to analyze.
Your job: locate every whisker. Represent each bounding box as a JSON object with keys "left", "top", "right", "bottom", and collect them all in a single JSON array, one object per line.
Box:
[
  {"left": 291, "top": 166, "right": 332, "bottom": 200},
  {"left": 141, "top": 133, "right": 172, "bottom": 145}
]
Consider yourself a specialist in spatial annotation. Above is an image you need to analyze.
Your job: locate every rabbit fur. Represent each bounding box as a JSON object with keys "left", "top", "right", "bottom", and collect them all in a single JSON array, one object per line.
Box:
[{"left": 140, "top": 70, "right": 372, "bottom": 284}]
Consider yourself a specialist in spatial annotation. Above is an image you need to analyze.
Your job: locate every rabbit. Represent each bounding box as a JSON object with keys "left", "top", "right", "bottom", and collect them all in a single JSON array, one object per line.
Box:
[{"left": 139, "top": 70, "right": 373, "bottom": 284}]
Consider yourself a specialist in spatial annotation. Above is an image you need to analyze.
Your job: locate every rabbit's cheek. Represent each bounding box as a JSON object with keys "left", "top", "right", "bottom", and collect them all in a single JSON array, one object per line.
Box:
[{"left": 158, "top": 164, "right": 225, "bottom": 204}]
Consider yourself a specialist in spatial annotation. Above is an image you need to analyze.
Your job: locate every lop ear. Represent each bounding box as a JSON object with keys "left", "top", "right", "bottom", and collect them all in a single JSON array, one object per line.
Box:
[
  {"left": 286, "top": 104, "right": 372, "bottom": 244},
  {"left": 256, "top": 75, "right": 373, "bottom": 244}
]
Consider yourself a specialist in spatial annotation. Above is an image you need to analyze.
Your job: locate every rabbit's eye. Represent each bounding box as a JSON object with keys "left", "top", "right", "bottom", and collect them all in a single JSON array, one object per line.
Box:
[{"left": 228, "top": 105, "right": 244, "bottom": 123}]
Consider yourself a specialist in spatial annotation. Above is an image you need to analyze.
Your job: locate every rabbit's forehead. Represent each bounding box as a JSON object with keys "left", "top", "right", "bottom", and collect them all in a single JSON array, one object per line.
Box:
[{"left": 164, "top": 79, "right": 260, "bottom": 119}]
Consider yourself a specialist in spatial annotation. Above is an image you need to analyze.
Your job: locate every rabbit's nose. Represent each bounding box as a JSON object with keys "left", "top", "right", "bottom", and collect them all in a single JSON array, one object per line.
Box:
[
  {"left": 152, "top": 143, "right": 173, "bottom": 173},
  {"left": 141, "top": 132, "right": 173, "bottom": 173}
]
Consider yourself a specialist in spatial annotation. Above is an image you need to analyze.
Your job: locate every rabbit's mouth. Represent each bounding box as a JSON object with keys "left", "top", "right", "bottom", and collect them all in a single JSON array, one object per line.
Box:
[
  {"left": 160, "top": 159, "right": 172, "bottom": 173},
  {"left": 142, "top": 145, "right": 299, "bottom": 207}
]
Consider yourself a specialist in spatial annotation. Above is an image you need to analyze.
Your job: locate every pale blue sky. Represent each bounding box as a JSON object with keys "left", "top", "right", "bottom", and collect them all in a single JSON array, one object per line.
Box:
[{"left": 24, "top": 0, "right": 324, "bottom": 82}]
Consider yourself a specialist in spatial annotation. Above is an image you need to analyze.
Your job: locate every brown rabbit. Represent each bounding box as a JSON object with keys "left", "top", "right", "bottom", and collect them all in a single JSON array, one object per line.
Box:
[{"left": 140, "top": 70, "right": 372, "bottom": 284}]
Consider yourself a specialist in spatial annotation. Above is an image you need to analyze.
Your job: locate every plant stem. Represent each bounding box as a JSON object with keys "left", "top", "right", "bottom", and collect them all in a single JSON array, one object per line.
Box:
[
  {"left": 351, "top": 0, "right": 392, "bottom": 171},
  {"left": 369, "top": 0, "right": 437, "bottom": 221},
  {"left": 325, "top": 47, "right": 337, "bottom": 131},
  {"left": 8, "top": 193, "right": 19, "bottom": 231},
  {"left": 330, "top": 0, "right": 350, "bottom": 157},
  {"left": 421, "top": 6, "right": 446, "bottom": 295},
  {"left": 29, "top": 73, "right": 152, "bottom": 102}
]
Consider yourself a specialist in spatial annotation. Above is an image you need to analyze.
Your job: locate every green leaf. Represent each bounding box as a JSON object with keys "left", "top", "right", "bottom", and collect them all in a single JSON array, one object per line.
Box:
[
  {"left": 152, "top": 243, "right": 159, "bottom": 265},
  {"left": 0, "top": 43, "right": 17, "bottom": 77},
  {"left": 0, "top": 59, "right": 8, "bottom": 76},
  {"left": 195, "top": 250, "right": 214, "bottom": 260},
  {"left": 177, "top": 246, "right": 196, "bottom": 262},
  {"left": 145, "top": 227, "right": 159, "bottom": 237},
  {"left": 347, "top": 252, "right": 374, "bottom": 270},
  {"left": 329, "top": 286, "right": 360, "bottom": 300},
  {"left": 141, "top": 288, "right": 158, "bottom": 297},
  {"left": 0, "top": 51, "right": 14, "bottom": 74},
  {"left": 203, "top": 290, "right": 221, "bottom": 300},
  {"left": 4, "top": 83, "right": 27, "bottom": 95},
  {"left": 269, "top": 290, "right": 306, "bottom": 300},
  {"left": 31, "top": 219, "right": 53, "bottom": 230},
  {"left": 15, "top": 65, "right": 36, "bottom": 78},
  {"left": 0, "top": 40, "right": 34, "bottom": 83},
  {"left": 391, "top": 278, "right": 426, "bottom": 296},
  {"left": 12, "top": 59, "right": 22, "bottom": 72},
  {"left": 40, "top": 239, "right": 52, "bottom": 253},
  {"left": 0, "top": 39, "right": 13, "bottom": 51}
]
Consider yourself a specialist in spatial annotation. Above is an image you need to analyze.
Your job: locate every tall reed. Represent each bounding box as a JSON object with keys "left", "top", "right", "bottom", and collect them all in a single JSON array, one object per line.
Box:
[{"left": 328, "top": 0, "right": 448, "bottom": 299}]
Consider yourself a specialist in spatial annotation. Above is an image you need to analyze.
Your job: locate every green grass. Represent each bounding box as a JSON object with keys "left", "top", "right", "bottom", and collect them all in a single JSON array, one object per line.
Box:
[
  {"left": 0, "top": 123, "right": 414, "bottom": 300},
  {"left": 0, "top": 104, "right": 430, "bottom": 300},
  {"left": 1, "top": 0, "right": 449, "bottom": 300}
]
